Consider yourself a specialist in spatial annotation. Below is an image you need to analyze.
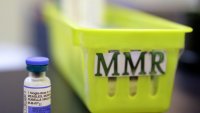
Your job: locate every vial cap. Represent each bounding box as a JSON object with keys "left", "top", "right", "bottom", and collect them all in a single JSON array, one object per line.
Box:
[{"left": 26, "top": 57, "right": 49, "bottom": 66}]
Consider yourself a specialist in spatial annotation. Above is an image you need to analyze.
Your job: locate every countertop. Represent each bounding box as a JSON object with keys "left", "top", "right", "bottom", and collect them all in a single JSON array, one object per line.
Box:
[{"left": 0, "top": 66, "right": 200, "bottom": 113}]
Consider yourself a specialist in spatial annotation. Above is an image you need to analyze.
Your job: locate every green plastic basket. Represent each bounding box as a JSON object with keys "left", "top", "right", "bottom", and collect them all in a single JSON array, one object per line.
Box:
[{"left": 44, "top": 3, "right": 192, "bottom": 113}]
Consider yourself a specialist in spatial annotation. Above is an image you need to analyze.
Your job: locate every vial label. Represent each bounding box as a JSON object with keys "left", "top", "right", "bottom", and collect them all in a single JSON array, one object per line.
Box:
[{"left": 23, "top": 86, "right": 51, "bottom": 113}]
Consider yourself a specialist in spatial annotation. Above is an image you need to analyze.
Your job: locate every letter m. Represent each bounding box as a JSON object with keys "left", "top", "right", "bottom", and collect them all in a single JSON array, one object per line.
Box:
[{"left": 95, "top": 52, "right": 120, "bottom": 76}]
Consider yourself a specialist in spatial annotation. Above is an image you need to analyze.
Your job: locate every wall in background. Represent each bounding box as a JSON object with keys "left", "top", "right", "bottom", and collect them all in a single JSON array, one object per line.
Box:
[{"left": 0, "top": 0, "right": 47, "bottom": 46}]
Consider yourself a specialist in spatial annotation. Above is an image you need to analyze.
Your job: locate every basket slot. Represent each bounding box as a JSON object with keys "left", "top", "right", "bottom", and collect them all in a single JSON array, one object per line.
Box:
[
  {"left": 108, "top": 76, "right": 139, "bottom": 97},
  {"left": 150, "top": 76, "right": 159, "bottom": 96},
  {"left": 108, "top": 77, "right": 117, "bottom": 97},
  {"left": 129, "top": 77, "right": 138, "bottom": 96}
]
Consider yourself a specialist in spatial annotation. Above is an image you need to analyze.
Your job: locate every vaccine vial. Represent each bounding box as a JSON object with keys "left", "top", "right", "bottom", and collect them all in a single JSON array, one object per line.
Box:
[{"left": 23, "top": 57, "right": 51, "bottom": 113}]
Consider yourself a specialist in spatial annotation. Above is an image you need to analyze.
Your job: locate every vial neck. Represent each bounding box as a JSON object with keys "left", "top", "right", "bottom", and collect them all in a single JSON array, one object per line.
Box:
[{"left": 28, "top": 72, "right": 46, "bottom": 78}]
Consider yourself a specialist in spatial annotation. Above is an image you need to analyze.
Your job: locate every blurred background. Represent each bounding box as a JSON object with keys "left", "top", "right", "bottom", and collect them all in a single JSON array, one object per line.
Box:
[{"left": 0, "top": 0, "right": 200, "bottom": 113}]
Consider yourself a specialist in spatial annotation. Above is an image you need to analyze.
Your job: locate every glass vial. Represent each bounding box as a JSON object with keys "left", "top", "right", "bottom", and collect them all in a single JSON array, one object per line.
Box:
[{"left": 23, "top": 57, "right": 51, "bottom": 113}]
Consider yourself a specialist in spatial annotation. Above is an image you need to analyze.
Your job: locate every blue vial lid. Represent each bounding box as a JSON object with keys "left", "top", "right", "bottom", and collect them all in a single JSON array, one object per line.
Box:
[
  {"left": 26, "top": 57, "right": 49, "bottom": 66},
  {"left": 26, "top": 57, "right": 49, "bottom": 73}
]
